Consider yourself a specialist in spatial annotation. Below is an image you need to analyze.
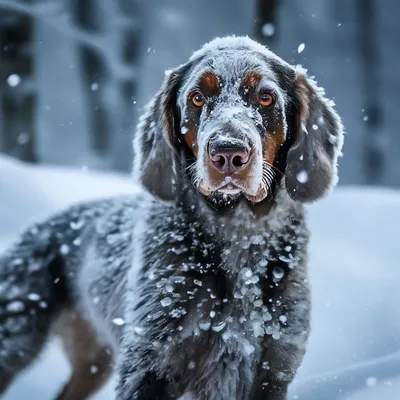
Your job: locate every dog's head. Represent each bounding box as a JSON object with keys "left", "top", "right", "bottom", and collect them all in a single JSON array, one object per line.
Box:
[{"left": 134, "top": 36, "right": 343, "bottom": 207}]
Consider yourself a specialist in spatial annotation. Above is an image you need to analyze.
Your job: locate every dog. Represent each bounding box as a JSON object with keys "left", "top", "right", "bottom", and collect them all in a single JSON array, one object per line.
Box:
[{"left": 0, "top": 36, "right": 343, "bottom": 400}]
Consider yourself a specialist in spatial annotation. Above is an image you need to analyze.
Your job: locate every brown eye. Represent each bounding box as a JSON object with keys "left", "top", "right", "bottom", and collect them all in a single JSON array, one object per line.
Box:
[
  {"left": 259, "top": 93, "right": 274, "bottom": 107},
  {"left": 191, "top": 92, "right": 206, "bottom": 107}
]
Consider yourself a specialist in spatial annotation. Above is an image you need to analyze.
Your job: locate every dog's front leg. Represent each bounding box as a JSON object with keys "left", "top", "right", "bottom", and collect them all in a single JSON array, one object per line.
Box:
[
  {"left": 118, "top": 370, "right": 172, "bottom": 400},
  {"left": 251, "top": 374, "right": 289, "bottom": 400},
  {"left": 115, "top": 343, "right": 177, "bottom": 400},
  {"left": 251, "top": 279, "right": 311, "bottom": 400}
]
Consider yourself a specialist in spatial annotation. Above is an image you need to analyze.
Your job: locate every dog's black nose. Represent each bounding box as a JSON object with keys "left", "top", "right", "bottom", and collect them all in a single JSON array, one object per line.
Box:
[{"left": 209, "top": 135, "right": 250, "bottom": 174}]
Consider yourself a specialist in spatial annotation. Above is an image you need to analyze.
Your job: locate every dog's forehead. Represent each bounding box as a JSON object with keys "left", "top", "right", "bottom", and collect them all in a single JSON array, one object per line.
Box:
[{"left": 184, "top": 50, "right": 278, "bottom": 89}]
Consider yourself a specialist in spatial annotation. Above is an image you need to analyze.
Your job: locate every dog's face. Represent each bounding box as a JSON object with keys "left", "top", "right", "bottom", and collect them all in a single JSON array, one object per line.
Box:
[
  {"left": 135, "top": 37, "right": 343, "bottom": 208},
  {"left": 177, "top": 54, "right": 289, "bottom": 203}
]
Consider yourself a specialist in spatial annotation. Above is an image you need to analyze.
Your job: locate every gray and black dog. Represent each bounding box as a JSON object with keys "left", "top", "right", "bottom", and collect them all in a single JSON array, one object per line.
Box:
[{"left": 0, "top": 36, "right": 343, "bottom": 400}]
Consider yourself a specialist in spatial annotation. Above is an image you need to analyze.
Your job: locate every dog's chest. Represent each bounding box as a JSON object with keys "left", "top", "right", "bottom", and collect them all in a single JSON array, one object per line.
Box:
[
  {"left": 177, "top": 268, "right": 267, "bottom": 366},
  {"left": 141, "top": 207, "right": 307, "bottom": 392},
  {"left": 177, "top": 237, "right": 287, "bottom": 346}
]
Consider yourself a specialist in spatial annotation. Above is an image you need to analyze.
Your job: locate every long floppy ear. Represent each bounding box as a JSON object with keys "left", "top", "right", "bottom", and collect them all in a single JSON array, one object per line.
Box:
[
  {"left": 133, "top": 65, "right": 188, "bottom": 201},
  {"left": 285, "top": 67, "right": 344, "bottom": 202}
]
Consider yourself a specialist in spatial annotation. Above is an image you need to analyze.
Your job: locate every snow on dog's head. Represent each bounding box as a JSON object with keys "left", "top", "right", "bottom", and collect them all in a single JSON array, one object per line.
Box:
[{"left": 134, "top": 36, "right": 344, "bottom": 207}]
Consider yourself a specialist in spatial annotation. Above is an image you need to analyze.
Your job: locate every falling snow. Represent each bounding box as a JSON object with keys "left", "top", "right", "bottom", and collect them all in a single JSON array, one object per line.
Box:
[
  {"left": 297, "top": 43, "right": 305, "bottom": 53},
  {"left": 7, "top": 74, "right": 21, "bottom": 87},
  {"left": 366, "top": 376, "right": 378, "bottom": 387},
  {"left": 261, "top": 23, "right": 276, "bottom": 37},
  {"left": 90, "top": 82, "right": 99, "bottom": 91}
]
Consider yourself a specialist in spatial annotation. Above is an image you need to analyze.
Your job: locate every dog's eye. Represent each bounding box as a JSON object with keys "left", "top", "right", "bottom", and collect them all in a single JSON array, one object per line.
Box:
[
  {"left": 259, "top": 93, "right": 274, "bottom": 107},
  {"left": 191, "top": 92, "right": 206, "bottom": 107}
]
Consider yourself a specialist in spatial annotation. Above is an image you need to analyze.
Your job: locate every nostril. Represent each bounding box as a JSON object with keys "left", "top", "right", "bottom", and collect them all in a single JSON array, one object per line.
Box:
[
  {"left": 213, "top": 155, "right": 226, "bottom": 170},
  {"left": 211, "top": 151, "right": 250, "bottom": 173},
  {"left": 232, "top": 155, "right": 246, "bottom": 168}
]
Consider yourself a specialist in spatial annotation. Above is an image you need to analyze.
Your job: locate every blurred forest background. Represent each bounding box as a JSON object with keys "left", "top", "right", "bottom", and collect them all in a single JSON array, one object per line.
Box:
[{"left": 0, "top": 0, "right": 399, "bottom": 187}]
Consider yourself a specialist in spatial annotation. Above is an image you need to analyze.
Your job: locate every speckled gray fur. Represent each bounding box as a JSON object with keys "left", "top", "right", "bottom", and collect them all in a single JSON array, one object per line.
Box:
[{"left": 0, "top": 36, "right": 343, "bottom": 400}]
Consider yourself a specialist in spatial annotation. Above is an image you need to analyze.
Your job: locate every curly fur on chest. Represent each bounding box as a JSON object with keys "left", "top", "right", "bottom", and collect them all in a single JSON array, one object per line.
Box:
[{"left": 76, "top": 190, "right": 310, "bottom": 400}]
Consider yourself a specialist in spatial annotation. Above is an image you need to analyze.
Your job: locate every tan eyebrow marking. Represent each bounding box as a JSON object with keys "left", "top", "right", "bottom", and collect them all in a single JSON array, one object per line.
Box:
[
  {"left": 243, "top": 72, "right": 263, "bottom": 88},
  {"left": 199, "top": 71, "right": 219, "bottom": 95}
]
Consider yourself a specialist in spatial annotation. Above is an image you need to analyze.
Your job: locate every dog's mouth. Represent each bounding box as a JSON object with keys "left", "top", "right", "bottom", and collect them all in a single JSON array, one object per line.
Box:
[
  {"left": 199, "top": 177, "right": 244, "bottom": 196},
  {"left": 198, "top": 177, "right": 267, "bottom": 203},
  {"left": 216, "top": 183, "right": 242, "bottom": 195}
]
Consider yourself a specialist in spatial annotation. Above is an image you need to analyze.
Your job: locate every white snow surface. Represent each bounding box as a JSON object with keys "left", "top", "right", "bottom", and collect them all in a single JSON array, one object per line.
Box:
[{"left": 1, "top": 155, "right": 399, "bottom": 399}]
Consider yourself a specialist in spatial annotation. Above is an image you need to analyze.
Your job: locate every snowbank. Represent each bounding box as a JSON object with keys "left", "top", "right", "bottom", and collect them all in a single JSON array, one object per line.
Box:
[{"left": 1, "top": 155, "right": 399, "bottom": 399}]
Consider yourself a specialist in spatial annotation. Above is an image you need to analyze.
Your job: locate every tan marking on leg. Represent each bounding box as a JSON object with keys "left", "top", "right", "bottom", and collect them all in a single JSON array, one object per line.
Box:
[{"left": 53, "top": 309, "right": 114, "bottom": 400}]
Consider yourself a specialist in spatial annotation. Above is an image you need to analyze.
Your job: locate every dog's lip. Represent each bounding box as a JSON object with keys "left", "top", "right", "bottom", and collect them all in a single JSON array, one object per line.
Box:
[
  {"left": 216, "top": 183, "right": 242, "bottom": 195},
  {"left": 199, "top": 179, "right": 213, "bottom": 196},
  {"left": 244, "top": 184, "right": 268, "bottom": 203},
  {"left": 199, "top": 176, "right": 258, "bottom": 196},
  {"left": 216, "top": 177, "right": 243, "bottom": 194}
]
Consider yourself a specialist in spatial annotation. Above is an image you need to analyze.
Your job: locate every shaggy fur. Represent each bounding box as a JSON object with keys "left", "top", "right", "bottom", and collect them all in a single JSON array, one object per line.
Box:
[{"left": 0, "top": 36, "right": 343, "bottom": 400}]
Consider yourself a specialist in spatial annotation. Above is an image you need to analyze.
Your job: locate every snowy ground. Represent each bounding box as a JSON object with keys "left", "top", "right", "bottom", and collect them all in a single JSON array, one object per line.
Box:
[{"left": 1, "top": 155, "right": 399, "bottom": 399}]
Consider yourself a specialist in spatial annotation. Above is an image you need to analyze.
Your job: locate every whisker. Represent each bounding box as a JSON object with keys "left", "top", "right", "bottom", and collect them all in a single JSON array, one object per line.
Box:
[
  {"left": 184, "top": 162, "right": 197, "bottom": 174},
  {"left": 263, "top": 160, "right": 283, "bottom": 175}
]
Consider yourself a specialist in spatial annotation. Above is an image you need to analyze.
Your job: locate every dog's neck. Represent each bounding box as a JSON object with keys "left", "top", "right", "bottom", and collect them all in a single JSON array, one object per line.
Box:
[{"left": 176, "top": 181, "right": 303, "bottom": 241}]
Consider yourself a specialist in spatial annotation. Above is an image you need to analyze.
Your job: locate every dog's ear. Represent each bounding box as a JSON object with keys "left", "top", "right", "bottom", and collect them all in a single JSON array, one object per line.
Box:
[
  {"left": 285, "top": 67, "right": 344, "bottom": 202},
  {"left": 133, "top": 65, "right": 188, "bottom": 202}
]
